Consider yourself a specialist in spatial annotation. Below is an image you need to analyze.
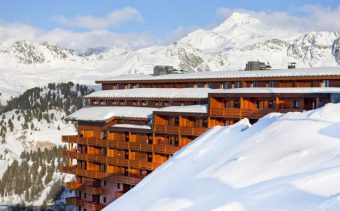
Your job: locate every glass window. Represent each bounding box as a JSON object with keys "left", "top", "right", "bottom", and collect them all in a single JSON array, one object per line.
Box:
[
  {"left": 293, "top": 100, "right": 300, "bottom": 108},
  {"left": 233, "top": 100, "right": 240, "bottom": 108}
]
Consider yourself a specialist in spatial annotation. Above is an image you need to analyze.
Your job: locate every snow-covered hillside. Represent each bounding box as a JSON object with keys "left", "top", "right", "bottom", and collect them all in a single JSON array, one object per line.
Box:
[
  {"left": 0, "top": 82, "right": 92, "bottom": 206},
  {"left": 106, "top": 103, "right": 340, "bottom": 211},
  {"left": 1, "top": 12, "right": 340, "bottom": 99}
]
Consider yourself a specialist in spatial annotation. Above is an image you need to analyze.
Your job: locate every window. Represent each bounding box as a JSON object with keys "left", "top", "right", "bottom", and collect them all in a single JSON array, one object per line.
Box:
[
  {"left": 196, "top": 82, "right": 204, "bottom": 88},
  {"left": 83, "top": 193, "right": 86, "bottom": 199},
  {"left": 223, "top": 82, "right": 231, "bottom": 89},
  {"left": 268, "top": 100, "right": 275, "bottom": 108},
  {"left": 256, "top": 100, "right": 261, "bottom": 109},
  {"left": 208, "top": 82, "right": 213, "bottom": 88},
  {"left": 233, "top": 100, "right": 240, "bottom": 108},
  {"left": 269, "top": 81, "right": 275, "bottom": 87},
  {"left": 101, "top": 130, "right": 107, "bottom": 140},
  {"left": 293, "top": 100, "right": 300, "bottom": 108},
  {"left": 117, "top": 183, "right": 121, "bottom": 189},
  {"left": 103, "top": 197, "right": 106, "bottom": 203},
  {"left": 234, "top": 82, "right": 241, "bottom": 88},
  {"left": 203, "top": 119, "right": 208, "bottom": 128},
  {"left": 252, "top": 82, "right": 257, "bottom": 87},
  {"left": 175, "top": 118, "right": 179, "bottom": 126},
  {"left": 224, "top": 100, "right": 231, "bottom": 108},
  {"left": 322, "top": 80, "right": 329, "bottom": 87},
  {"left": 103, "top": 181, "right": 107, "bottom": 187}
]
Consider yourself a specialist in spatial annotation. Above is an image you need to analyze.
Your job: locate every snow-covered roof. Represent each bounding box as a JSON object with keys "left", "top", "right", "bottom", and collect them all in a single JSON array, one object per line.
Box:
[
  {"left": 211, "top": 87, "right": 340, "bottom": 94},
  {"left": 97, "top": 67, "right": 340, "bottom": 82},
  {"left": 158, "top": 105, "right": 208, "bottom": 114},
  {"left": 67, "top": 104, "right": 209, "bottom": 122},
  {"left": 111, "top": 124, "right": 151, "bottom": 130},
  {"left": 85, "top": 88, "right": 212, "bottom": 99},
  {"left": 66, "top": 106, "right": 157, "bottom": 122}
]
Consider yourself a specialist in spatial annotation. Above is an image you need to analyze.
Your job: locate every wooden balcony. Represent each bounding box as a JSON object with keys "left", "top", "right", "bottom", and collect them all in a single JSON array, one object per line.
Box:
[
  {"left": 61, "top": 166, "right": 142, "bottom": 186},
  {"left": 66, "top": 197, "right": 104, "bottom": 211},
  {"left": 83, "top": 185, "right": 104, "bottom": 195},
  {"left": 154, "top": 125, "right": 208, "bottom": 136},
  {"left": 65, "top": 181, "right": 83, "bottom": 190},
  {"left": 115, "top": 191, "right": 124, "bottom": 200},
  {"left": 209, "top": 108, "right": 242, "bottom": 118},
  {"left": 106, "top": 174, "right": 142, "bottom": 185},
  {"left": 82, "top": 201, "right": 105, "bottom": 211},
  {"left": 66, "top": 197, "right": 82, "bottom": 206},
  {"left": 62, "top": 135, "right": 78, "bottom": 143},
  {"left": 210, "top": 108, "right": 304, "bottom": 118},
  {"left": 107, "top": 157, "right": 162, "bottom": 171},
  {"left": 62, "top": 150, "right": 107, "bottom": 163},
  {"left": 61, "top": 166, "right": 106, "bottom": 179},
  {"left": 61, "top": 136, "right": 181, "bottom": 155}
]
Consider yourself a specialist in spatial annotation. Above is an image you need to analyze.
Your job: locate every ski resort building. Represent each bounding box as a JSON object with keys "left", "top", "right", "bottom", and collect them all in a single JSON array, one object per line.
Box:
[{"left": 61, "top": 67, "right": 340, "bottom": 211}]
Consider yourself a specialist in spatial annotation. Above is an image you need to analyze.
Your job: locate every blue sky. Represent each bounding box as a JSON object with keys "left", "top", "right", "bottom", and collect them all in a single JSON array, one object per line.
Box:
[
  {"left": 1, "top": 0, "right": 340, "bottom": 33},
  {"left": 0, "top": 0, "right": 340, "bottom": 49}
]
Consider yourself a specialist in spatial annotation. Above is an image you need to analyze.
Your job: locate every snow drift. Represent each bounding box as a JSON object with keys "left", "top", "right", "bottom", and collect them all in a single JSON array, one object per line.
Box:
[{"left": 105, "top": 103, "right": 340, "bottom": 211}]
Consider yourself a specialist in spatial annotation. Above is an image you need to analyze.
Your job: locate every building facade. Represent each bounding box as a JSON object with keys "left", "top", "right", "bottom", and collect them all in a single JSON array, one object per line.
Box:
[{"left": 61, "top": 67, "right": 340, "bottom": 211}]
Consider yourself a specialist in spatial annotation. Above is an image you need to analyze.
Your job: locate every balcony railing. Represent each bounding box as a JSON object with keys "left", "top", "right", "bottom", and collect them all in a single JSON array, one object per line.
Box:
[
  {"left": 65, "top": 197, "right": 104, "bottom": 211},
  {"left": 106, "top": 174, "right": 142, "bottom": 185},
  {"left": 61, "top": 136, "right": 180, "bottom": 155},
  {"left": 66, "top": 197, "right": 82, "bottom": 206},
  {"left": 61, "top": 166, "right": 144, "bottom": 185},
  {"left": 62, "top": 151, "right": 107, "bottom": 163},
  {"left": 209, "top": 108, "right": 304, "bottom": 118},
  {"left": 65, "top": 181, "right": 83, "bottom": 190},
  {"left": 107, "top": 157, "right": 161, "bottom": 171},
  {"left": 83, "top": 185, "right": 104, "bottom": 195},
  {"left": 115, "top": 191, "right": 124, "bottom": 199},
  {"left": 154, "top": 125, "right": 208, "bottom": 136},
  {"left": 61, "top": 166, "right": 106, "bottom": 179}
]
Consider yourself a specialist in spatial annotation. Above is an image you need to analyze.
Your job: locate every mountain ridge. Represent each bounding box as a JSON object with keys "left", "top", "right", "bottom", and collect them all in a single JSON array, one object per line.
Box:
[{"left": 0, "top": 12, "right": 340, "bottom": 98}]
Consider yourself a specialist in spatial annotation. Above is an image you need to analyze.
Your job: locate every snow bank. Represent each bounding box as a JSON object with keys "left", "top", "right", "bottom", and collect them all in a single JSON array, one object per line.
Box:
[{"left": 105, "top": 103, "right": 340, "bottom": 211}]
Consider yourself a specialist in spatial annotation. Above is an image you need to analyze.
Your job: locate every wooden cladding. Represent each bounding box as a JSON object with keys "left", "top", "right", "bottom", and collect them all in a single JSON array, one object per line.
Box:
[
  {"left": 61, "top": 166, "right": 142, "bottom": 185},
  {"left": 62, "top": 150, "right": 161, "bottom": 171},
  {"left": 209, "top": 108, "right": 303, "bottom": 119},
  {"left": 62, "top": 136, "right": 180, "bottom": 154},
  {"left": 154, "top": 125, "right": 207, "bottom": 136}
]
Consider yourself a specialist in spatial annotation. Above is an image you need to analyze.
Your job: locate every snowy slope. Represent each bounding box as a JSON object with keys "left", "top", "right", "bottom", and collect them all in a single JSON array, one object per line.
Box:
[
  {"left": 1, "top": 12, "right": 340, "bottom": 99},
  {"left": 106, "top": 103, "right": 340, "bottom": 211}
]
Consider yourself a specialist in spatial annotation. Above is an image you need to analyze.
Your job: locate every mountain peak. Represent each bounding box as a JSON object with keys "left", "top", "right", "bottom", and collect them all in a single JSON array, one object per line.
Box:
[{"left": 213, "top": 12, "right": 260, "bottom": 33}]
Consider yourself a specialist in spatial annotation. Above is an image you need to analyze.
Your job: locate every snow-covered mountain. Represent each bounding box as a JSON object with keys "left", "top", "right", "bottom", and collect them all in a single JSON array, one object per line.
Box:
[
  {"left": 0, "top": 83, "right": 92, "bottom": 206},
  {"left": 106, "top": 103, "right": 340, "bottom": 211},
  {"left": 1, "top": 12, "right": 340, "bottom": 99}
]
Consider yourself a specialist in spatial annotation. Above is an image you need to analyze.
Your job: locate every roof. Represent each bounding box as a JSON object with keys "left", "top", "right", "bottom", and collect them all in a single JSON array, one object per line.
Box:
[
  {"left": 96, "top": 67, "right": 340, "bottom": 83},
  {"left": 211, "top": 87, "right": 340, "bottom": 94},
  {"left": 85, "top": 88, "right": 212, "bottom": 99},
  {"left": 66, "top": 106, "right": 157, "bottom": 122},
  {"left": 66, "top": 105, "right": 208, "bottom": 122},
  {"left": 111, "top": 124, "right": 151, "bottom": 130},
  {"left": 158, "top": 105, "right": 208, "bottom": 114}
]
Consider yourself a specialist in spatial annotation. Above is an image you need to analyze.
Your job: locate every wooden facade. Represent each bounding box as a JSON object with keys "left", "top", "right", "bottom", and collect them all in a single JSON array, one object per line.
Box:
[
  {"left": 97, "top": 77, "right": 340, "bottom": 91},
  {"left": 62, "top": 69, "right": 340, "bottom": 211}
]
